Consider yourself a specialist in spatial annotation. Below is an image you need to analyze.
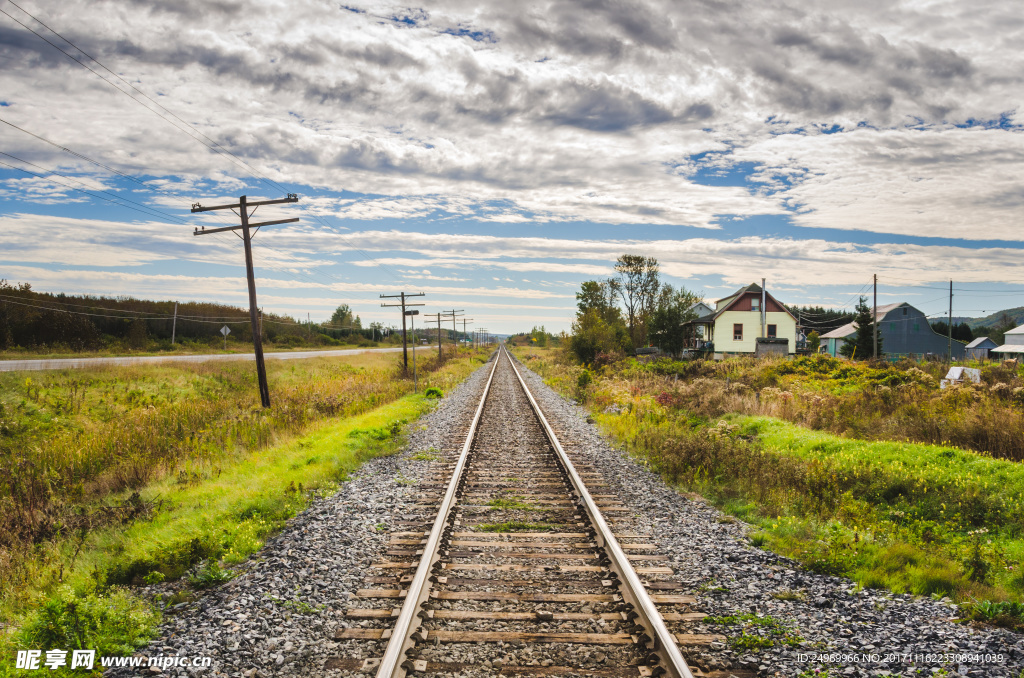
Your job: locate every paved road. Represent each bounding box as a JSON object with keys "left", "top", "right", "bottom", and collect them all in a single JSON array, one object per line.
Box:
[{"left": 0, "top": 347, "right": 405, "bottom": 372}]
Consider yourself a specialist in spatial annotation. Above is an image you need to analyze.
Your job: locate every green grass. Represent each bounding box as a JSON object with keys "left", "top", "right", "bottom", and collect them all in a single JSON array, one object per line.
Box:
[
  {"left": 475, "top": 521, "right": 564, "bottom": 532},
  {"left": 485, "top": 495, "right": 538, "bottom": 511},
  {"left": 1, "top": 391, "right": 434, "bottom": 674}
]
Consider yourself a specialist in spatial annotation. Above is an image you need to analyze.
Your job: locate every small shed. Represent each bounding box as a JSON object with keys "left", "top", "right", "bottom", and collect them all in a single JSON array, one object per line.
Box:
[
  {"left": 965, "top": 336, "right": 998, "bottom": 361},
  {"left": 940, "top": 366, "right": 981, "bottom": 389}
]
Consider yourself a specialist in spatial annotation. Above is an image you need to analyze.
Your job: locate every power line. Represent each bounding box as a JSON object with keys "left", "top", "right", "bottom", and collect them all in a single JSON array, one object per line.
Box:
[
  {"left": 0, "top": 157, "right": 190, "bottom": 224},
  {"left": 0, "top": 150, "right": 191, "bottom": 224},
  {"left": 0, "top": 0, "right": 405, "bottom": 283}
]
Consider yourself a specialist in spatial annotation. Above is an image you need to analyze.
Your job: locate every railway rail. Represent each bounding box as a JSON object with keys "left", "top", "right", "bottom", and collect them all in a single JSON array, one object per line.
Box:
[{"left": 329, "top": 346, "right": 744, "bottom": 677}]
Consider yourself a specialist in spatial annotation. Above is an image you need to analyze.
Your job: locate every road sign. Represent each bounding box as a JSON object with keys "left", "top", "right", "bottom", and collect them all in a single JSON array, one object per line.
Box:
[
  {"left": 404, "top": 310, "right": 420, "bottom": 316},
  {"left": 220, "top": 325, "right": 231, "bottom": 336}
]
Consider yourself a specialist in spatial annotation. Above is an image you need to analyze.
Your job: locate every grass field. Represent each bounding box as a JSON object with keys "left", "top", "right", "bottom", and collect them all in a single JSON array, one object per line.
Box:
[
  {"left": 515, "top": 348, "right": 1024, "bottom": 629},
  {"left": 0, "top": 348, "right": 490, "bottom": 673}
]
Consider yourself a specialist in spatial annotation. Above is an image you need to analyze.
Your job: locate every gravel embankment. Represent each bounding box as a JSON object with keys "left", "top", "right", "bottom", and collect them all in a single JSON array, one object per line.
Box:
[{"left": 515, "top": 356, "right": 1024, "bottom": 678}]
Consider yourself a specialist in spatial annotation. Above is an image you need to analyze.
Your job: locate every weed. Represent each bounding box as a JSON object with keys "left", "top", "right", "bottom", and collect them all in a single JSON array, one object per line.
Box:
[
  {"left": 187, "top": 561, "right": 235, "bottom": 590},
  {"left": 424, "top": 387, "right": 443, "bottom": 399},
  {"left": 961, "top": 599, "right": 1024, "bottom": 631},
  {"left": 486, "top": 495, "right": 537, "bottom": 511},
  {"left": 771, "top": 589, "right": 806, "bottom": 601},
  {"left": 476, "top": 521, "right": 562, "bottom": 532},
  {"left": 375, "top": 523, "right": 388, "bottom": 532},
  {"left": 410, "top": 450, "right": 442, "bottom": 461},
  {"left": 17, "top": 585, "right": 158, "bottom": 656},
  {"left": 731, "top": 632, "right": 774, "bottom": 650},
  {"left": 267, "top": 595, "right": 324, "bottom": 615},
  {"left": 142, "top": 571, "right": 165, "bottom": 585}
]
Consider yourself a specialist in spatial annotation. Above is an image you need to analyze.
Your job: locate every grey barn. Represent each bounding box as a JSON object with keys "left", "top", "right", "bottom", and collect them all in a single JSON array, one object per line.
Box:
[{"left": 820, "top": 302, "right": 966, "bottom": 359}]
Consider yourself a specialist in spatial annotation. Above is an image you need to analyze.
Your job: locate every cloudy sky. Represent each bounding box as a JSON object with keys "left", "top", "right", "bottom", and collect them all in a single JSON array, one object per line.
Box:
[{"left": 1, "top": 0, "right": 1023, "bottom": 333}]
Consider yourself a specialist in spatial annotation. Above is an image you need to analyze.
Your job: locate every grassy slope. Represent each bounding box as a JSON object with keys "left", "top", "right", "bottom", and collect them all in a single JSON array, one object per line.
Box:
[
  {"left": 516, "top": 348, "right": 1024, "bottom": 612},
  {"left": 1, "top": 350, "right": 488, "bottom": 673}
]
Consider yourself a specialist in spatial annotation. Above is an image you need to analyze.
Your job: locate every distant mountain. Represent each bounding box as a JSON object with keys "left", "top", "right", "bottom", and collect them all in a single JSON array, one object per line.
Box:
[{"left": 964, "top": 307, "right": 1024, "bottom": 330}]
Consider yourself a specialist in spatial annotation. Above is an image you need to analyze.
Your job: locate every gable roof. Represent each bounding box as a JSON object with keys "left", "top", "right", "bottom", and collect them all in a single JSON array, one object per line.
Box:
[
  {"left": 966, "top": 337, "right": 998, "bottom": 349},
  {"left": 820, "top": 321, "right": 857, "bottom": 340},
  {"left": 1006, "top": 324, "right": 1024, "bottom": 336},
  {"left": 706, "top": 282, "right": 796, "bottom": 321}
]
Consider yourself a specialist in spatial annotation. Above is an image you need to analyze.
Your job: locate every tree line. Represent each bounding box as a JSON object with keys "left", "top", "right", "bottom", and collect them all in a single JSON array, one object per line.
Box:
[
  {"left": 0, "top": 280, "right": 381, "bottom": 352},
  {"left": 568, "top": 255, "right": 701, "bottom": 364}
]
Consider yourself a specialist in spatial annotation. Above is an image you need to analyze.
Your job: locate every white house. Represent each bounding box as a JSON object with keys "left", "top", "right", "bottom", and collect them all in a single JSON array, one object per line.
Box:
[
  {"left": 687, "top": 282, "right": 797, "bottom": 358},
  {"left": 992, "top": 324, "right": 1024, "bottom": 360}
]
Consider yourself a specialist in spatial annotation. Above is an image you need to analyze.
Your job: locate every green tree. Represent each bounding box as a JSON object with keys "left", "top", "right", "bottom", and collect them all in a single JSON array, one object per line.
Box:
[
  {"left": 576, "top": 280, "right": 622, "bottom": 324},
  {"left": 328, "top": 304, "right": 357, "bottom": 328},
  {"left": 530, "top": 325, "right": 549, "bottom": 347},
  {"left": 647, "top": 285, "right": 701, "bottom": 357},
  {"left": 569, "top": 309, "right": 615, "bottom": 364},
  {"left": 614, "top": 255, "right": 660, "bottom": 346},
  {"left": 839, "top": 297, "right": 882, "bottom": 360},
  {"left": 806, "top": 330, "right": 820, "bottom": 353}
]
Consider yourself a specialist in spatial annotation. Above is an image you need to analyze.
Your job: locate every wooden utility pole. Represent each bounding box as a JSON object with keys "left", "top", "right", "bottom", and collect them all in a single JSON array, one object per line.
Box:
[
  {"left": 442, "top": 309, "right": 464, "bottom": 346},
  {"left": 380, "top": 292, "right": 425, "bottom": 370},
  {"left": 461, "top": 318, "right": 473, "bottom": 347},
  {"left": 192, "top": 193, "right": 299, "bottom": 408},
  {"left": 873, "top": 274, "right": 878, "bottom": 360},
  {"left": 406, "top": 310, "right": 420, "bottom": 392},
  {"left": 171, "top": 301, "right": 178, "bottom": 345},
  {"left": 948, "top": 279, "right": 953, "bottom": 362},
  {"left": 436, "top": 312, "right": 442, "bottom": 358}
]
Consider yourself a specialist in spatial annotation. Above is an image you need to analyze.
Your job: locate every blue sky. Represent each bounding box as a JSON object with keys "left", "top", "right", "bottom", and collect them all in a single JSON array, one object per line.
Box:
[{"left": 2, "top": 0, "right": 1024, "bottom": 333}]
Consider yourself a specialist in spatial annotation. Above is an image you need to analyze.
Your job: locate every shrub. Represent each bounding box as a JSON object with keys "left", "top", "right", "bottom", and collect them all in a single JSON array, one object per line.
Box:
[
  {"left": 20, "top": 585, "right": 158, "bottom": 656},
  {"left": 424, "top": 387, "right": 443, "bottom": 399}
]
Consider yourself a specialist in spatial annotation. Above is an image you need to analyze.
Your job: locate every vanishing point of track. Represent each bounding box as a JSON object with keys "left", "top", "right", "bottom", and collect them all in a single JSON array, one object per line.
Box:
[{"left": 330, "top": 347, "right": 733, "bottom": 677}]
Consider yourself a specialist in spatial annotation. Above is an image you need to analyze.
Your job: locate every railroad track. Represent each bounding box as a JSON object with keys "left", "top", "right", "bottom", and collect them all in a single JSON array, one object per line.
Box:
[{"left": 328, "top": 346, "right": 745, "bottom": 677}]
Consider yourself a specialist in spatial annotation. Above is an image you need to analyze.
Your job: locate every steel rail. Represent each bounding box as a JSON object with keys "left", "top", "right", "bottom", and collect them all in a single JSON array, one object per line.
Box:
[
  {"left": 505, "top": 347, "right": 696, "bottom": 678},
  {"left": 375, "top": 350, "right": 502, "bottom": 678}
]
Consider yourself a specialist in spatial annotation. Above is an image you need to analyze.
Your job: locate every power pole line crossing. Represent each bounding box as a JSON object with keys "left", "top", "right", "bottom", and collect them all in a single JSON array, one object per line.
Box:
[{"left": 192, "top": 193, "right": 299, "bottom": 408}]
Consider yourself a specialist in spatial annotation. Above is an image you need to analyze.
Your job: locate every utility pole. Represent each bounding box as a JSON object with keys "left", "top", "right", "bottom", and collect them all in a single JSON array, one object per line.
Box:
[
  {"left": 873, "top": 274, "right": 878, "bottom": 360},
  {"left": 948, "top": 279, "right": 953, "bottom": 362},
  {"left": 171, "top": 301, "right": 178, "bottom": 345},
  {"left": 436, "top": 312, "right": 442, "bottom": 359},
  {"left": 761, "top": 278, "right": 766, "bottom": 338},
  {"left": 442, "top": 309, "right": 464, "bottom": 348},
  {"left": 405, "top": 310, "right": 420, "bottom": 392},
  {"left": 192, "top": 193, "right": 299, "bottom": 408},
  {"left": 461, "top": 318, "right": 473, "bottom": 348},
  {"left": 380, "top": 292, "right": 425, "bottom": 370}
]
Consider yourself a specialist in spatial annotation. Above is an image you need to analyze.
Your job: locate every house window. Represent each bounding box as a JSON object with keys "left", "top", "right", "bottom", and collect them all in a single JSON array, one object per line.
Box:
[
  {"left": 751, "top": 298, "right": 760, "bottom": 312},
  {"left": 733, "top": 324, "right": 743, "bottom": 341},
  {"left": 890, "top": 322, "right": 895, "bottom": 331},
  {"left": 903, "top": 308, "right": 908, "bottom": 315},
  {"left": 914, "top": 323, "right": 919, "bottom": 331},
  {"left": 767, "top": 324, "right": 777, "bottom": 338}
]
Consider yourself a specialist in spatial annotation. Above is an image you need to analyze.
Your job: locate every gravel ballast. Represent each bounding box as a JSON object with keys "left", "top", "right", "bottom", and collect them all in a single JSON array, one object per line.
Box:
[{"left": 112, "top": 353, "right": 1024, "bottom": 678}]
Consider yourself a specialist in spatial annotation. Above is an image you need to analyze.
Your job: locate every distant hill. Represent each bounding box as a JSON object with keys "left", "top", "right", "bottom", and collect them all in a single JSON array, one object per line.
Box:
[{"left": 962, "top": 307, "right": 1024, "bottom": 330}]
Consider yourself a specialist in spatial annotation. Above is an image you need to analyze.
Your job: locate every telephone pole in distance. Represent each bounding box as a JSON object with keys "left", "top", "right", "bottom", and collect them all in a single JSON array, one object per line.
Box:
[
  {"left": 380, "top": 292, "right": 425, "bottom": 370},
  {"left": 873, "top": 274, "right": 878, "bottom": 360},
  {"left": 192, "top": 193, "right": 299, "bottom": 408}
]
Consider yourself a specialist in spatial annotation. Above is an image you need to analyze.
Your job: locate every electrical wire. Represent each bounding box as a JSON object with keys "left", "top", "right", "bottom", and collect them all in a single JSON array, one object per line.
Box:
[{"left": 0, "top": 0, "right": 405, "bottom": 283}]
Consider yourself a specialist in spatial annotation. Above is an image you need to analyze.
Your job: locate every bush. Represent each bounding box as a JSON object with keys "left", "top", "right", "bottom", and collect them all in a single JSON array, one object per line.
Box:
[
  {"left": 20, "top": 585, "right": 158, "bottom": 656},
  {"left": 424, "top": 387, "right": 443, "bottom": 399}
]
